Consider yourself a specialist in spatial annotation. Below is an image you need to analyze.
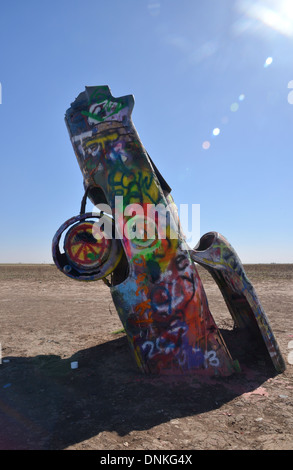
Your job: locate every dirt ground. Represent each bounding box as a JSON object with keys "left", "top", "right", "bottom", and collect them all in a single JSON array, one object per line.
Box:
[{"left": 0, "top": 263, "right": 292, "bottom": 450}]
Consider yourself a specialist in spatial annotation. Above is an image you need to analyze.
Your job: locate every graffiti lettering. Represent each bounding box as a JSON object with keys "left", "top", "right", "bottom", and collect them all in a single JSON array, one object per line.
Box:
[
  {"left": 82, "top": 97, "right": 127, "bottom": 123},
  {"left": 141, "top": 340, "right": 154, "bottom": 357},
  {"left": 85, "top": 132, "right": 119, "bottom": 151},
  {"left": 205, "top": 350, "right": 220, "bottom": 367},
  {"left": 109, "top": 166, "right": 160, "bottom": 205},
  {"left": 134, "top": 299, "right": 152, "bottom": 323}
]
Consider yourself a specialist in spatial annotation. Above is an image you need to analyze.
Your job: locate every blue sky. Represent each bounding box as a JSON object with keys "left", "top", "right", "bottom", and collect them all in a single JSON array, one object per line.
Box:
[{"left": 0, "top": 0, "right": 292, "bottom": 263}]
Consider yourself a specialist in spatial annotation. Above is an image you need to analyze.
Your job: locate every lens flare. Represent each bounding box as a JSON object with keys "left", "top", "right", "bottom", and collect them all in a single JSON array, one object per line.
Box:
[
  {"left": 202, "top": 141, "right": 210, "bottom": 150},
  {"left": 288, "top": 80, "right": 293, "bottom": 104},
  {"left": 264, "top": 56, "right": 273, "bottom": 67},
  {"left": 230, "top": 102, "right": 239, "bottom": 112}
]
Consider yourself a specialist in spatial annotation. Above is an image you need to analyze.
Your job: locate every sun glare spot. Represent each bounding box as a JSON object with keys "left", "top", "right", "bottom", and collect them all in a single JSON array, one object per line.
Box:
[
  {"left": 236, "top": 0, "right": 293, "bottom": 37},
  {"left": 264, "top": 56, "right": 273, "bottom": 67}
]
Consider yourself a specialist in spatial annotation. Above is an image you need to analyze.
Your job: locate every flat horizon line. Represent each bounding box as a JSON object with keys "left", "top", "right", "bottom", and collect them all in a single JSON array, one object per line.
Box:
[{"left": 0, "top": 262, "right": 292, "bottom": 266}]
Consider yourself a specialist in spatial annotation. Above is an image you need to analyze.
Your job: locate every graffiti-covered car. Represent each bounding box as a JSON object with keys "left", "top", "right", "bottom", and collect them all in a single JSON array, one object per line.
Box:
[{"left": 52, "top": 86, "right": 285, "bottom": 376}]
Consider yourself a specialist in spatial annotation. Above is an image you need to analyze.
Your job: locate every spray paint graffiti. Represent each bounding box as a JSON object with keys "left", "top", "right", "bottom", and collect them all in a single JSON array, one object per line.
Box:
[
  {"left": 52, "top": 85, "right": 285, "bottom": 376},
  {"left": 190, "top": 232, "right": 286, "bottom": 373}
]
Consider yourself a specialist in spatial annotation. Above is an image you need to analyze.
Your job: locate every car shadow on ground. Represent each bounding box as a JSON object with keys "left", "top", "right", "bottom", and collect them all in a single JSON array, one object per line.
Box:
[{"left": 0, "top": 331, "right": 277, "bottom": 450}]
